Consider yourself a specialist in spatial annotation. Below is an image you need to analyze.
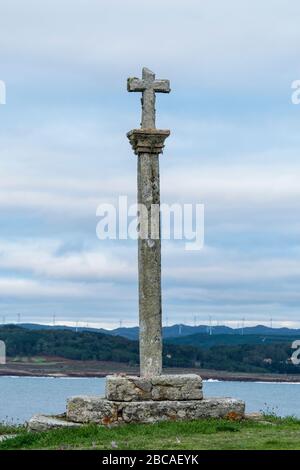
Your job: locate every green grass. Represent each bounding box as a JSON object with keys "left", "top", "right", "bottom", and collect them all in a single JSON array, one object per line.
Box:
[
  {"left": 0, "top": 417, "right": 300, "bottom": 450},
  {"left": 0, "top": 423, "right": 25, "bottom": 436}
]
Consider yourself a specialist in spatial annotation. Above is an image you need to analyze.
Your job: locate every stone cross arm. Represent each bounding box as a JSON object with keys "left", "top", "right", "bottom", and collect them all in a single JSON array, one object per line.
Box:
[
  {"left": 127, "top": 67, "right": 170, "bottom": 93},
  {"left": 127, "top": 77, "right": 170, "bottom": 93},
  {"left": 127, "top": 67, "right": 170, "bottom": 128}
]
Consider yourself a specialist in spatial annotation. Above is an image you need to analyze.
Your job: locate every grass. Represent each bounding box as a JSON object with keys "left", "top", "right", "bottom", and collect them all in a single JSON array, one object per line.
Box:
[
  {"left": 0, "top": 423, "right": 25, "bottom": 436},
  {"left": 0, "top": 417, "right": 300, "bottom": 450}
]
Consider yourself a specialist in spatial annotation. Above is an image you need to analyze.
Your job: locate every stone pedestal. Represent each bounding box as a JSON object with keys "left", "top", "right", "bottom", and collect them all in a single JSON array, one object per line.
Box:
[
  {"left": 62, "top": 374, "right": 244, "bottom": 426},
  {"left": 27, "top": 373, "right": 245, "bottom": 431},
  {"left": 66, "top": 396, "right": 245, "bottom": 426}
]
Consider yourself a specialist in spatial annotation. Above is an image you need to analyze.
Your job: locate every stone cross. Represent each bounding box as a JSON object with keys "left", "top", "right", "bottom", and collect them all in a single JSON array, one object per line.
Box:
[
  {"left": 127, "top": 68, "right": 170, "bottom": 377},
  {"left": 128, "top": 67, "right": 170, "bottom": 129}
]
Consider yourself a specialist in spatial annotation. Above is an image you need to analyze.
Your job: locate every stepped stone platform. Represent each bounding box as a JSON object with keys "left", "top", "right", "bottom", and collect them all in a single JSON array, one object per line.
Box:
[
  {"left": 27, "top": 374, "right": 245, "bottom": 431},
  {"left": 28, "top": 397, "right": 245, "bottom": 431},
  {"left": 66, "top": 396, "right": 245, "bottom": 425}
]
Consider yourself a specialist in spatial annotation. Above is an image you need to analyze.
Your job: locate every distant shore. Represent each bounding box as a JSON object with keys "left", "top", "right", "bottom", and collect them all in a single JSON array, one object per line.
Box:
[{"left": 0, "top": 358, "right": 299, "bottom": 382}]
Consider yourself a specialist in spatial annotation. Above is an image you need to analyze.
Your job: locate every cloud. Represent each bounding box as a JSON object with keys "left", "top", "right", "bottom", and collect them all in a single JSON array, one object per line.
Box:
[
  {"left": 0, "top": 0, "right": 299, "bottom": 326},
  {"left": 0, "top": 237, "right": 300, "bottom": 326},
  {"left": 0, "top": 277, "right": 96, "bottom": 299},
  {"left": 0, "top": 239, "right": 135, "bottom": 282},
  {"left": 0, "top": 160, "right": 299, "bottom": 231},
  {"left": 1, "top": 0, "right": 300, "bottom": 91},
  {"left": 166, "top": 257, "right": 300, "bottom": 286}
]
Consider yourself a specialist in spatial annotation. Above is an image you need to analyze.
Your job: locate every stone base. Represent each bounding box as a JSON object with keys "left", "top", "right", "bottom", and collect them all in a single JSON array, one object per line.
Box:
[
  {"left": 26, "top": 374, "right": 245, "bottom": 430},
  {"left": 66, "top": 396, "right": 245, "bottom": 425},
  {"left": 27, "top": 414, "right": 82, "bottom": 432},
  {"left": 105, "top": 374, "right": 203, "bottom": 402}
]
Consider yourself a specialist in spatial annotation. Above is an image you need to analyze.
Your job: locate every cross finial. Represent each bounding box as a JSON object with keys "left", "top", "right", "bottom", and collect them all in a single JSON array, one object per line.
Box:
[{"left": 127, "top": 67, "right": 170, "bottom": 129}]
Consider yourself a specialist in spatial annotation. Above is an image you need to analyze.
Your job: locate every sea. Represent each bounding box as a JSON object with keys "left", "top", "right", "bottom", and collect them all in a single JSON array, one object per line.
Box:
[{"left": 0, "top": 376, "right": 299, "bottom": 424}]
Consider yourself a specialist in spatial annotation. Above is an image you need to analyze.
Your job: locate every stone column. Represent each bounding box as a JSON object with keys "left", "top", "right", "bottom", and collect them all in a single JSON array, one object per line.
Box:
[{"left": 127, "top": 129, "right": 170, "bottom": 377}]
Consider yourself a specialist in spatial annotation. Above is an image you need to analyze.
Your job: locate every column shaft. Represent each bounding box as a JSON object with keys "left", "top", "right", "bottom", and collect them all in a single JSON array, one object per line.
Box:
[{"left": 137, "top": 152, "right": 162, "bottom": 377}]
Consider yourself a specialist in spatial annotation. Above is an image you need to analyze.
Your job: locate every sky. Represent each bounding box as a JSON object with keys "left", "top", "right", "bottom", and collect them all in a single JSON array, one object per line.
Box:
[{"left": 0, "top": 0, "right": 300, "bottom": 328}]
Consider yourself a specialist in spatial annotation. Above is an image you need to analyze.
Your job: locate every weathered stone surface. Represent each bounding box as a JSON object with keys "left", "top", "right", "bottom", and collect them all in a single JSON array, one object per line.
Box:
[
  {"left": 27, "top": 414, "right": 81, "bottom": 432},
  {"left": 127, "top": 67, "right": 171, "bottom": 378},
  {"left": 106, "top": 374, "right": 203, "bottom": 401},
  {"left": 106, "top": 375, "right": 152, "bottom": 401},
  {"left": 67, "top": 396, "right": 119, "bottom": 425},
  {"left": 137, "top": 150, "right": 162, "bottom": 378},
  {"left": 121, "top": 398, "right": 245, "bottom": 424},
  {"left": 127, "top": 67, "right": 170, "bottom": 129},
  {"left": 127, "top": 129, "right": 170, "bottom": 155},
  {"left": 151, "top": 374, "right": 203, "bottom": 401},
  {"left": 244, "top": 412, "right": 265, "bottom": 421},
  {"left": 66, "top": 396, "right": 245, "bottom": 425}
]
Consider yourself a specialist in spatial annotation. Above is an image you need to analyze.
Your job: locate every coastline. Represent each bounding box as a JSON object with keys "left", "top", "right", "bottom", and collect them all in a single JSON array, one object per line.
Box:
[{"left": 0, "top": 359, "right": 299, "bottom": 383}]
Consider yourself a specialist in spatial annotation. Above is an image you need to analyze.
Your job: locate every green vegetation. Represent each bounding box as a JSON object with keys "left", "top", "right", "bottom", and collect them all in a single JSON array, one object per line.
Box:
[
  {"left": 0, "top": 325, "right": 299, "bottom": 374},
  {"left": 0, "top": 423, "right": 24, "bottom": 436},
  {"left": 0, "top": 325, "right": 139, "bottom": 364},
  {"left": 166, "top": 343, "right": 298, "bottom": 374},
  {"left": 0, "top": 417, "right": 300, "bottom": 450},
  {"left": 166, "top": 332, "right": 300, "bottom": 348}
]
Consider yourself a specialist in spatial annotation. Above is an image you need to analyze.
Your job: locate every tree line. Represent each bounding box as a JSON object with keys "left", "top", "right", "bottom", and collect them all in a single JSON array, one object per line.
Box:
[{"left": 0, "top": 325, "right": 298, "bottom": 374}]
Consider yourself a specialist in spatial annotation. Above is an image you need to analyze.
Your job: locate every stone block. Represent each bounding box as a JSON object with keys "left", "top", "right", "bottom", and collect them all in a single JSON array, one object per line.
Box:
[
  {"left": 105, "top": 374, "right": 203, "bottom": 402},
  {"left": 66, "top": 396, "right": 245, "bottom": 425},
  {"left": 106, "top": 376, "right": 152, "bottom": 401},
  {"left": 244, "top": 412, "right": 264, "bottom": 421},
  {"left": 66, "top": 395, "right": 119, "bottom": 425},
  {"left": 27, "top": 414, "right": 82, "bottom": 432},
  {"left": 150, "top": 374, "right": 203, "bottom": 401},
  {"left": 121, "top": 398, "right": 245, "bottom": 424}
]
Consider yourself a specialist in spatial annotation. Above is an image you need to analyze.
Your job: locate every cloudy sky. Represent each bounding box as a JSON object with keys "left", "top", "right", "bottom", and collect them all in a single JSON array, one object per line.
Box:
[{"left": 1, "top": 0, "right": 300, "bottom": 328}]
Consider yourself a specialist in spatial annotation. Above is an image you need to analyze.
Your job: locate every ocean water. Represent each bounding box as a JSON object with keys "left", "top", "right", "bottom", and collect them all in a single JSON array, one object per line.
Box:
[{"left": 0, "top": 376, "right": 299, "bottom": 424}]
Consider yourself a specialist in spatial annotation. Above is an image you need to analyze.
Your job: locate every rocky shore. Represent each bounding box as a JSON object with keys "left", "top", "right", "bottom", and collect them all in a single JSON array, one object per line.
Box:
[{"left": 0, "top": 358, "right": 299, "bottom": 382}]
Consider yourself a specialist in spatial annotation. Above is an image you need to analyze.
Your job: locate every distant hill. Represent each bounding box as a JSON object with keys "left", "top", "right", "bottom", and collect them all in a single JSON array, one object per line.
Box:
[
  {"left": 112, "top": 324, "right": 233, "bottom": 339},
  {"left": 11, "top": 323, "right": 300, "bottom": 341},
  {"left": 240, "top": 325, "right": 300, "bottom": 336},
  {"left": 0, "top": 325, "right": 139, "bottom": 364},
  {"left": 113, "top": 324, "right": 300, "bottom": 339},
  {"left": 109, "top": 326, "right": 139, "bottom": 340},
  {"left": 0, "top": 325, "right": 299, "bottom": 375},
  {"left": 0, "top": 325, "right": 214, "bottom": 369},
  {"left": 15, "top": 323, "right": 108, "bottom": 335},
  {"left": 165, "top": 333, "right": 300, "bottom": 348}
]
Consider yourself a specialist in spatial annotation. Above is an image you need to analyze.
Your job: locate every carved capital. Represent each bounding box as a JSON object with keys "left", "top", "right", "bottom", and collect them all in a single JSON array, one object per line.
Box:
[{"left": 127, "top": 129, "right": 170, "bottom": 155}]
